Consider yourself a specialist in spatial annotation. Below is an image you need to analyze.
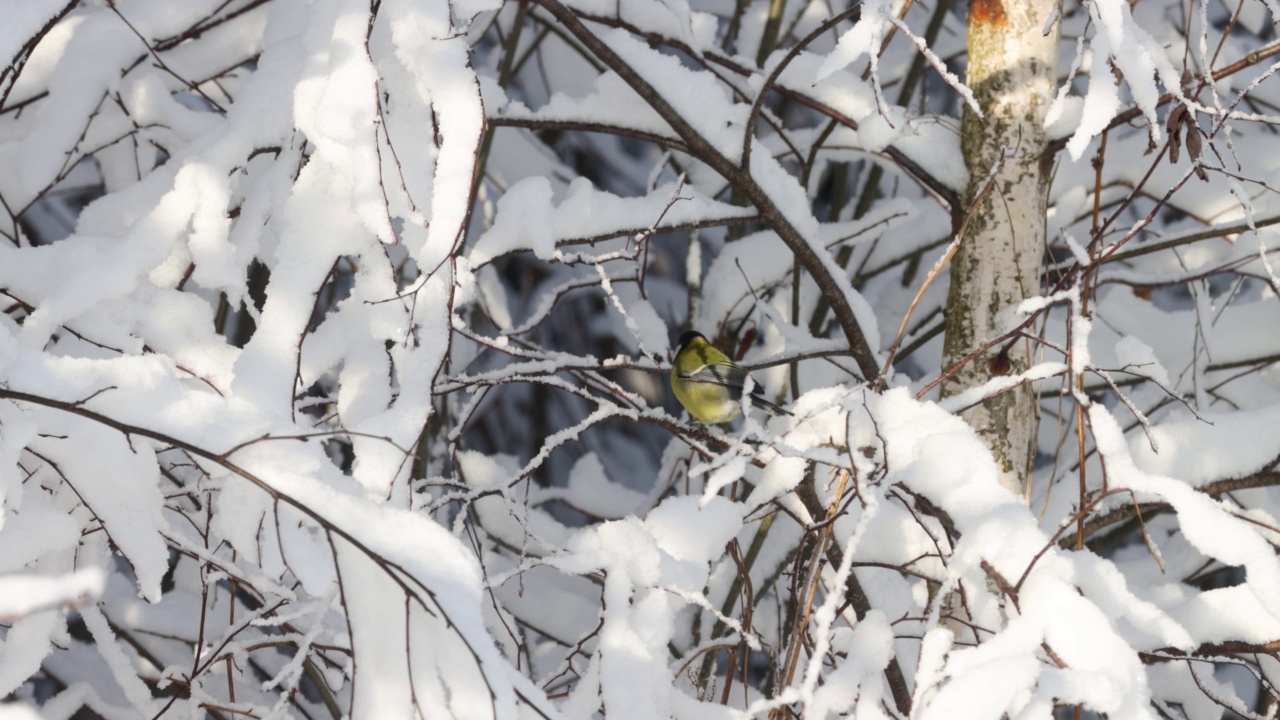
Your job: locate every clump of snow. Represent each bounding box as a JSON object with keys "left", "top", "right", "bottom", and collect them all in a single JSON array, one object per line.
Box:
[
  {"left": 645, "top": 495, "right": 743, "bottom": 566},
  {"left": 1092, "top": 406, "right": 1280, "bottom": 620},
  {"left": 1113, "top": 334, "right": 1171, "bottom": 387},
  {"left": 1057, "top": 0, "right": 1189, "bottom": 160},
  {"left": 813, "top": 0, "right": 894, "bottom": 85},
  {"left": 858, "top": 106, "right": 907, "bottom": 152},
  {"left": 469, "top": 177, "right": 556, "bottom": 264},
  {"left": 1127, "top": 404, "right": 1280, "bottom": 486},
  {"left": 0, "top": 568, "right": 104, "bottom": 622},
  {"left": 603, "top": 28, "right": 748, "bottom": 160}
]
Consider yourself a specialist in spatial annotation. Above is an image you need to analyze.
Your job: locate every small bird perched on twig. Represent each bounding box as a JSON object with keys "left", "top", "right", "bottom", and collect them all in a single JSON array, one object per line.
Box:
[{"left": 669, "top": 331, "right": 791, "bottom": 424}]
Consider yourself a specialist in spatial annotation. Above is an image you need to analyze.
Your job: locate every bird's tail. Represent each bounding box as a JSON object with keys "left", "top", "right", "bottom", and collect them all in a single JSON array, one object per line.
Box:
[{"left": 751, "top": 395, "right": 792, "bottom": 417}]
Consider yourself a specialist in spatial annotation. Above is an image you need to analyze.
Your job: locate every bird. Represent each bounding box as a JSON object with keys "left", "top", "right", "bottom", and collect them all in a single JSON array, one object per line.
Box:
[{"left": 669, "top": 331, "right": 791, "bottom": 424}]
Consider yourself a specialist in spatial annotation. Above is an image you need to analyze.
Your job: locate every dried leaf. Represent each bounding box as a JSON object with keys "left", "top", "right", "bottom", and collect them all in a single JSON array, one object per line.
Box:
[{"left": 1166, "top": 105, "right": 1186, "bottom": 164}]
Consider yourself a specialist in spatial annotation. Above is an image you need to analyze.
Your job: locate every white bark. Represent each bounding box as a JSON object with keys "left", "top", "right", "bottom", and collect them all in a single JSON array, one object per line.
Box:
[{"left": 941, "top": 0, "right": 1060, "bottom": 498}]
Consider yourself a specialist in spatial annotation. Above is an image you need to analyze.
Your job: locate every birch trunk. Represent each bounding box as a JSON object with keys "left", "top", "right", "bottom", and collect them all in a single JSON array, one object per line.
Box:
[{"left": 940, "top": 0, "right": 1060, "bottom": 498}]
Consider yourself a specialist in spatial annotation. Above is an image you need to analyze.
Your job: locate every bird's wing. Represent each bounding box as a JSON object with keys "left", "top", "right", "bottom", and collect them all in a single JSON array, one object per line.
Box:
[
  {"left": 679, "top": 361, "right": 748, "bottom": 390},
  {"left": 681, "top": 361, "right": 793, "bottom": 416}
]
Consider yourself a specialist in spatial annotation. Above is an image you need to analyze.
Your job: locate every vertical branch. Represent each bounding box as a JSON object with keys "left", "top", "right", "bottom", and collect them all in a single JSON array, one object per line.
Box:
[
  {"left": 756, "top": 0, "right": 789, "bottom": 67},
  {"left": 1076, "top": 130, "right": 1107, "bottom": 550}
]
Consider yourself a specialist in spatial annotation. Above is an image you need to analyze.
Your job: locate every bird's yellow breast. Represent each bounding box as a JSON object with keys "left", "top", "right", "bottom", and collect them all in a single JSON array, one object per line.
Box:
[{"left": 670, "top": 363, "right": 741, "bottom": 423}]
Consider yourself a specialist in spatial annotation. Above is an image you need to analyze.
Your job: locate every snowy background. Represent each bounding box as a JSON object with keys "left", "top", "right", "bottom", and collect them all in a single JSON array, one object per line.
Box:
[{"left": 1, "top": 0, "right": 1280, "bottom": 718}]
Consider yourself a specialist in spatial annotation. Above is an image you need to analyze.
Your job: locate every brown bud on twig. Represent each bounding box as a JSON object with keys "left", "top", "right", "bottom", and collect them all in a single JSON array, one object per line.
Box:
[{"left": 987, "top": 349, "right": 1013, "bottom": 376}]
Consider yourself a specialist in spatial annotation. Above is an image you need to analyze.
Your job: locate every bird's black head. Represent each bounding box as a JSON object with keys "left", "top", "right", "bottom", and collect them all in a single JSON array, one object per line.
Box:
[{"left": 677, "top": 331, "right": 706, "bottom": 349}]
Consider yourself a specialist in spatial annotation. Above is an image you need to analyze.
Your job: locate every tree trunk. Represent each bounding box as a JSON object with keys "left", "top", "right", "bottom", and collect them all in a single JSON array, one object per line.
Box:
[{"left": 941, "top": 0, "right": 1059, "bottom": 498}]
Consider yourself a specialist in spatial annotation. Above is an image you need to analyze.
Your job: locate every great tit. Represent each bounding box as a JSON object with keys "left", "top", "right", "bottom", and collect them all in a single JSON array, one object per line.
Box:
[{"left": 669, "top": 331, "right": 791, "bottom": 424}]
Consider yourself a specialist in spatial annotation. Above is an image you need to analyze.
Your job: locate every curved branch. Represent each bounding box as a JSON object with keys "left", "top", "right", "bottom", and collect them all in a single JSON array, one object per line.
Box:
[
  {"left": 1062, "top": 469, "right": 1280, "bottom": 550},
  {"left": 741, "top": 4, "right": 863, "bottom": 172},
  {"left": 528, "top": 0, "right": 881, "bottom": 381},
  {"left": 489, "top": 116, "right": 691, "bottom": 154},
  {"left": 564, "top": 10, "right": 960, "bottom": 210},
  {"left": 0, "top": 0, "right": 80, "bottom": 110},
  {"left": 0, "top": 387, "right": 524, "bottom": 716}
]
